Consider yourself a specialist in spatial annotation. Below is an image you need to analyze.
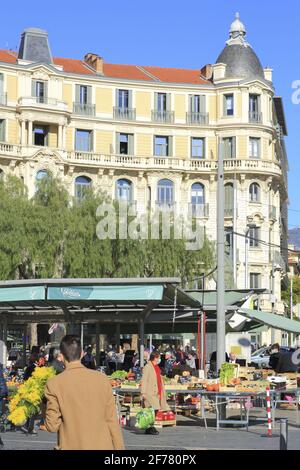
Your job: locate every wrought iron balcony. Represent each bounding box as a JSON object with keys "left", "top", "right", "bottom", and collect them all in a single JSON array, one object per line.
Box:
[
  {"left": 113, "top": 106, "right": 136, "bottom": 120},
  {"left": 73, "top": 102, "right": 96, "bottom": 116},
  {"left": 0, "top": 93, "right": 7, "bottom": 106},
  {"left": 189, "top": 203, "right": 209, "bottom": 218},
  {"left": 186, "top": 112, "right": 209, "bottom": 125},
  {"left": 224, "top": 206, "right": 234, "bottom": 218},
  {"left": 151, "top": 110, "right": 174, "bottom": 124},
  {"left": 249, "top": 111, "right": 263, "bottom": 123},
  {"left": 155, "top": 201, "right": 175, "bottom": 212}
]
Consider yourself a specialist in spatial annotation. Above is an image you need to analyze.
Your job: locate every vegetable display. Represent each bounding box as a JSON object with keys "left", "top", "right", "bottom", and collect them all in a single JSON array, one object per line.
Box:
[
  {"left": 220, "top": 363, "right": 236, "bottom": 386},
  {"left": 110, "top": 370, "right": 128, "bottom": 380}
]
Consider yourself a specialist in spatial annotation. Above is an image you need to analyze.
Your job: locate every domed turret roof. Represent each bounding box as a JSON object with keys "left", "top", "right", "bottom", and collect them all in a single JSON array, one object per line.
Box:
[{"left": 216, "top": 13, "right": 265, "bottom": 80}]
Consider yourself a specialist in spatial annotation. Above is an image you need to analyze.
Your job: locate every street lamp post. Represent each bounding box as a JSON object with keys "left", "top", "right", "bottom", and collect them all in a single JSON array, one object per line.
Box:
[{"left": 216, "top": 136, "right": 225, "bottom": 374}]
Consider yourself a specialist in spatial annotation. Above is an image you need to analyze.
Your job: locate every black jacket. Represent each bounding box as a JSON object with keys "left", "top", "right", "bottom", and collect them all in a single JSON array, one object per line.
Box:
[
  {"left": 269, "top": 352, "right": 280, "bottom": 371},
  {"left": 276, "top": 352, "right": 298, "bottom": 373}
]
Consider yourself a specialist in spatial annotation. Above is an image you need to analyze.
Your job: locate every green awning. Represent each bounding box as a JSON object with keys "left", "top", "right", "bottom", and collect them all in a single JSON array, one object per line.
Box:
[
  {"left": 187, "top": 290, "right": 253, "bottom": 310},
  {"left": 47, "top": 285, "right": 164, "bottom": 301},
  {"left": 238, "top": 308, "right": 300, "bottom": 334},
  {"left": 0, "top": 286, "right": 45, "bottom": 302}
]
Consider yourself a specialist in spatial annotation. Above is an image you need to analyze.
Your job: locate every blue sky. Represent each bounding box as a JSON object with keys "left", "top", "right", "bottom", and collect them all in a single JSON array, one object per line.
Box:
[{"left": 1, "top": 0, "right": 299, "bottom": 228}]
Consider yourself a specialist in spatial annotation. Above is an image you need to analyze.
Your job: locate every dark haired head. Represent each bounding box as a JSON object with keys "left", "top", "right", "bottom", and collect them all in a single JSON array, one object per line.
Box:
[
  {"left": 60, "top": 335, "right": 82, "bottom": 362},
  {"left": 150, "top": 351, "right": 160, "bottom": 361}
]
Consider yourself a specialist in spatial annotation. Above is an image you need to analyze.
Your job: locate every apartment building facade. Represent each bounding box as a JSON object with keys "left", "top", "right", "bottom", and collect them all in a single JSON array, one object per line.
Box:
[{"left": 0, "top": 15, "right": 288, "bottom": 327}]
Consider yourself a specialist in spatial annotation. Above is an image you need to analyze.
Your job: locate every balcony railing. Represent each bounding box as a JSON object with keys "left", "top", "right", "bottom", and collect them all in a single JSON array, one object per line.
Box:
[
  {"left": 224, "top": 206, "right": 234, "bottom": 217},
  {"left": 151, "top": 110, "right": 174, "bottom": 124},
  {"left": 186, "top": 112, "right": 209, "bottom": 125},
  {"left": 18, "top": 96, "right": 68, "bottom": 111},
  {"left": 269, "top": 205, "right": 277, "bottom": 221},
  {"left": 113, "top": 106, "right": 136, "bottom": 120},
  {"left": 73, "top": 102, "right": 96, "bottom": 116},
  {"left": 155, "top": 201, "right": 175, "bottom": 212},
  {"left": 189, "top": 203, "right": 209, "bottom": 218},
  {"left": 0, "top": 93, "right": 7, "bottom": 106},
  {"left": 249, "top": 111, "right": 263, "bottom": 123}
]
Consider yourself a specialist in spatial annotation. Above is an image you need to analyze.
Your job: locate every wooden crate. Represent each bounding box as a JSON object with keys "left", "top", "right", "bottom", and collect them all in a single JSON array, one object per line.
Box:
[{"left": 154, "top": 419, "right": 176, "bottom": 428}]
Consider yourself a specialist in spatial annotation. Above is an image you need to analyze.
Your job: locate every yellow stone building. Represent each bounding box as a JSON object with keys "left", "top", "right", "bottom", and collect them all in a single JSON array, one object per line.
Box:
[{"left": 0, "top": 15, "right": 289, "bottom": 344}]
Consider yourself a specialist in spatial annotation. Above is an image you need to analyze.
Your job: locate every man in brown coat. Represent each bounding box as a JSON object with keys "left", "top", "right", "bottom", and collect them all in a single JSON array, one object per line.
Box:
[{"left": 44, "top": 335, "right": 124, "bottom": 450}]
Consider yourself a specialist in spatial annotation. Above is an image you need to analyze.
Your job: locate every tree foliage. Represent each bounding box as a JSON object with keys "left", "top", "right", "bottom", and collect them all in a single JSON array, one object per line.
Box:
[{"left": 0, "top": 177, "right": 216, "bottom": 285}]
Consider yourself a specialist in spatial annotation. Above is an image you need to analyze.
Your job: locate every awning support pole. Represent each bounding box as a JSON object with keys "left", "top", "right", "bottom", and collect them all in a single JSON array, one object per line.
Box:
[
  {"left": 139, "top": 319, "right": 145, "bottom": 371},
  {"left": 95, "top": 322, "right": 100, "bottom": 367},
  {"left": 22, "top": 324, "right": 27, "bottom": 368},
  {"left": 116, "top": 323, "right": 121, "bottom": 352},
  {"left": 197, "top": 312, "right": 201, "bottom": 370},
  {"left": 200, "top": 312, "right": 205, "bottom": 370}
]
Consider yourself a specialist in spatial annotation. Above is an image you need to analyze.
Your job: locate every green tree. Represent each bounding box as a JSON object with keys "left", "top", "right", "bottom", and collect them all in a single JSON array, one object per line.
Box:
[{"left": 282, "top": 276, "right": 300, "bottom": 317}]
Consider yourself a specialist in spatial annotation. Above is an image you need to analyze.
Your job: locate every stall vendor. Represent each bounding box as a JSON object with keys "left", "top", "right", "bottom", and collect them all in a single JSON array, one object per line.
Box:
[{"left": 141, "top": 351, "right": 170, "bottom": 435}]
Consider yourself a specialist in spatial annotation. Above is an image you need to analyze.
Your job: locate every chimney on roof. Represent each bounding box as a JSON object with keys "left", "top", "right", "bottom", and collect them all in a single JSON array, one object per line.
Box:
[
  {"left": 84, "top": 53, "right": 103, "bottom": 74},
  {"left": 200, "top": 64, "right": 213, "bottom": 80},
  {"left": 18, "top": 28, "right": 52, "bottom": 63}
]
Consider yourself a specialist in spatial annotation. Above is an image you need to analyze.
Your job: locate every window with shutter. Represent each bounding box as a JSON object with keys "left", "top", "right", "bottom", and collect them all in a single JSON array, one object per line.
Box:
[{"left": 0, "top": 120, "right": 5, "bottom": 142}]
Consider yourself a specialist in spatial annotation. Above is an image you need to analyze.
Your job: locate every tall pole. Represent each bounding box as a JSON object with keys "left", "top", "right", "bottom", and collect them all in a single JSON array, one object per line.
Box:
[
  {"left": 271, "top": 258, "right": 276, "bottom": 345},
  {"left": 245, "top": 229, "right": 249, "bottom": 289},
  {"left": 217, "top": 137, "right": 225, "bottom": 374},
  {"left": 290, "top": 275, "right": 293, "bottom": 347},
  {"left": 233, "top": 175, "right": 237, "bottom": 286}
]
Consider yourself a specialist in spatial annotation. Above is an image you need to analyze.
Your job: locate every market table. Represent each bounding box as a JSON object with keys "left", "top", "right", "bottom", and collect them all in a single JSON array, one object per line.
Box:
[
  {"left": 113, "top": 387, "right": 208, "bottom": 428},
  {"left": 113, "top": 387, "right": 300, "bottom": 430}
]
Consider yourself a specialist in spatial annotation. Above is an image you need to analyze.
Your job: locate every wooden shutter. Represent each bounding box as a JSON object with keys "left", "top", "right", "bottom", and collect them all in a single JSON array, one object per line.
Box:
[
  {"left": 44, "top": 81, "right": 48, "bottom": 98},
  {"left": 232, "top": 137, "right": 236, "bottom": 158},
  {"left": 128, "top": 90, "right": 132, "bottom": 109},
  {"left": 166, "top": 93, "right": 171, "bottom": 111},
  {"left": 87, "top": 86, "right": 92, "bottom": 104},
  {"left": 32, "top": 80, "right": 36, "bottom": 97},
  {"left": 89, "top": 131, "right": 93, "bottom": 152},
  {"left": 225, "top": 184, "right": 233, "bottom": 209},
  {"left": 128, "top": 134, "right": 134, "bottom": 155},
  {"left": 189, "top": 95, "right": 194, "bottom": 113},
  {"left": 168, "top": 136, "right": 172, "bottom": 157},
  {"left": 258, "top": 138, "right": 261, "bottom": 158},
  {"left": 223, "top": 95, "right": 227, "bottom": 115},
  {"left": 257, "top": 95, "right": 261, "bottom": 113},
  {"left": 75, "top": 84, "right": 80, "bottom": 103},
  {"left": 0, "top": 120, "right": 5, "bottom": 142},
  {"left": 116, "top": 133, "right": 120, "bottom": 154},
  {"left": 115, "top": 88, "right": 119, "bottom": 108},
  {"left": 154, "top": 92, "right": 158, "bottom": 111},
  {"left": 200, "top": 95, "right": 206, "bottom": 113}
]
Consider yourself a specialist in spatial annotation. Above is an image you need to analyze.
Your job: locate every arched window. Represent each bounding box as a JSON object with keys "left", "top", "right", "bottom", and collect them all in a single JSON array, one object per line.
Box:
[
  {"left": 36, "top": 169, "right": 50, "bottom": 181},
  {"left": 75, "top": 176, "right": 91, "bottom": 201},
  {"left": 157, "top": 179, "right": 174, "bottom": 207},
  {"left": 249, "top": 183, "right": 260, "bottom": 203},
  {"left": 116, "top": 179, "right": 133, "bottom": 202},
  {"left": 224, "top": 183, "right": 234, "bottom": 217},
  {"left": 191, "top": 183, "right": 206, "bottom": 217}
]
